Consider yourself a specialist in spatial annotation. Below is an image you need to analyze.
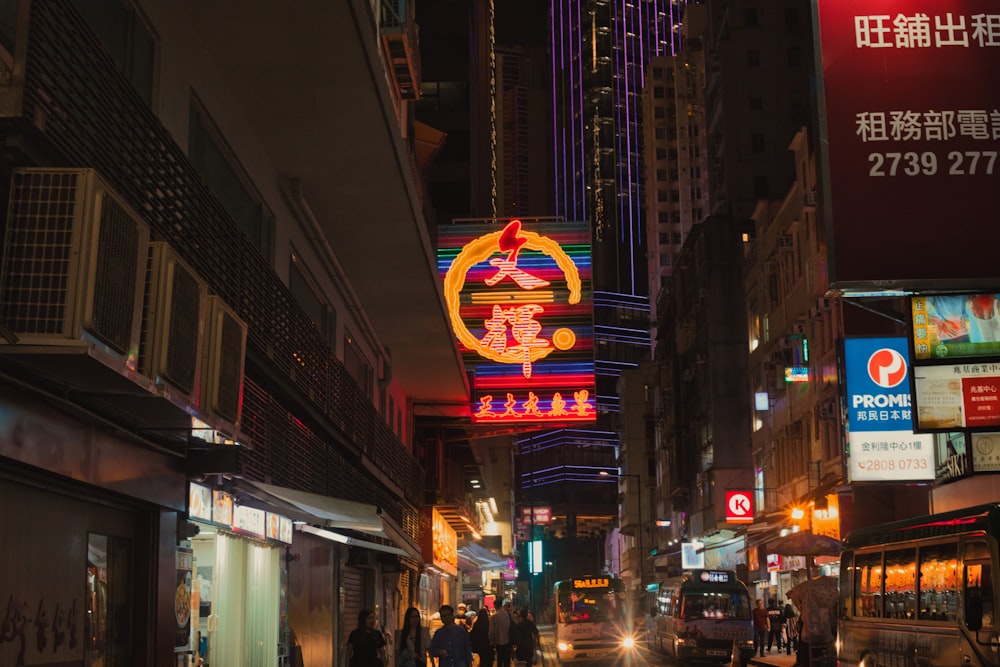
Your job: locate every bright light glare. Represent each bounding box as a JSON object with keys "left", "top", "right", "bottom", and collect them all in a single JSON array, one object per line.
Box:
[{"left": 621, "top": 636, "right": 636, "bottom": 649}]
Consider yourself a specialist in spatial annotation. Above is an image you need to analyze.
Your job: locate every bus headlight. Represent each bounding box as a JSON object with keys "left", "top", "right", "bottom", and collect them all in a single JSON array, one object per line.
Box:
[
  {"left": 621, "top": 636, "right": 636, "bottom": 649},
  {"left": 557, "top": 642, "right": 572, "bottom": 652}
]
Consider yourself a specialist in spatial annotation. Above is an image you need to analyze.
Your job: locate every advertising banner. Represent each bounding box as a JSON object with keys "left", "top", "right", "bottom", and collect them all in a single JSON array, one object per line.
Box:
[
  {"left": 438, "top": 219, "right": 595, "bottom": 424},
  {"left": 912, "top": 294, "right": 1000, "bottom": 360},
  {"left": 913, "top": 362, "right": 1000, "bottom": 430},
  {"left": 815, "top": 1, "right": 1000, "bottom": 287},
  {"left": 844, "top": 337, "right": 935, "bottom": 481}
]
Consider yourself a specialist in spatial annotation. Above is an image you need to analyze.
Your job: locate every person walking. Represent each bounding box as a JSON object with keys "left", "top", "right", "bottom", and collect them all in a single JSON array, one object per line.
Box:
[
  {"left": 429, "top": 605, "right": 474, "bottom": 667},
  {"left": 469, "top": 607, "right": 494, "bottom": 667},
  {"left": 396, "top": 607, "right": 431, "bottom": 667},
  {"left": 513, "top": 608, "right": 539, "bottom": 667},
  {"left": 346, "top": 609, "right": 388, "bottom": 667},
  {"left": 783, "top": 597, "right": 798, "bottom": 655},
  {"left": 752, "top": 599, "right": 770, "bottom": 658},
  {"left": 489, "top": 601, "right": 515, "bottom": 667},
  {"left": 766, "top": 598, "right": 784, "bottom": 652}
]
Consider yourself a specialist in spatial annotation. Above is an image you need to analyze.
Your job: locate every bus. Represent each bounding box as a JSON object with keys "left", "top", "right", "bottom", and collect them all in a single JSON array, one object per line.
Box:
[
  {"left": 552, "top": 576, "right": 638, "bottom": 663},
  {"left": 838, "top": 502, "right": 1000, "bottom": 667},
  {"left": 652, "top": 569, "right": 755, "bottom": 666}
]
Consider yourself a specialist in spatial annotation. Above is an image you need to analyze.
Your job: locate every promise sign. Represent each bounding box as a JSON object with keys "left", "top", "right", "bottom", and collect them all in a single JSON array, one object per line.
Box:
[
  {"left": 815, "top": 1, "right": 1000, "bottom": 288},
  {"left": 438, "top": 219, "right": 595, "bottom": 424}
]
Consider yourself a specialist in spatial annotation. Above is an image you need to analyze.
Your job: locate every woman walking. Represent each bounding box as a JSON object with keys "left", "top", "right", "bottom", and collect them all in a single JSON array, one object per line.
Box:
[
  {"left": 469, "top": 607, "right": 493, "bottom": 667},
  {"left": 346, "top": 609, "right": 388, "bottom": 667},
  {"left": 396, "top": 607, "right": 431, "bottom": 667}
]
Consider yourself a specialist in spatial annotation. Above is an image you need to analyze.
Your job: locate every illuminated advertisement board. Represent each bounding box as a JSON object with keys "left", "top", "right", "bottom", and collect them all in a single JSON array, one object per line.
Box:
[
  {"left": 844, "top": 337, "right": 935, "bottom": 481},
  {"left": 420, "top": 507, "right": 458, "bottom": 576},
  {"left": 913, "top": 362, "right": 1000, "bottom": 430},
  {"left": 815, "top": 1, "right": 1000, "bottom": 288},
  {"left": 438, "top": 219, "right": 595, "bottom": 423},
  {"left": 912, "top": 294, "right": 1000, "bottom": 360}
]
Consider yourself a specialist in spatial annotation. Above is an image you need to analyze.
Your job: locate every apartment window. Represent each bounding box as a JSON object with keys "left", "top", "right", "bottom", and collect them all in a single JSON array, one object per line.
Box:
[
  {"left": 745, "top": 7, "right": 759, "bottom": 27},
  {"left": 671, "top": 211, "right": 681, "bottom": 223},
  {"left": 344, "top": 332, "right": 373, "bottom": 399},
  {"left": 659, "top": 253, "right": 672, "bottom": 267},
  {"left": 654, "top": 106, "right": 666, "bottom": 119},
  {"left": 189, "top": 101, "right": 275, "bottom": 261},
  {"left": 656, "top": 169, "right": 667, "bottom": 181},
  {"left": 289, "top": 252, "right": 337, "bottom": 351},
  {"left": 652, "top": 66, "right": 664, "bottom": 79},
  {"left": 785, "top": 7, "right": 801, "bottom": 31},
  {"left": 653, "top": 86, "right": 665, "bottom": 99},
  {"left": 655, "top": 148, "right": 667, "bottom": 160},
  {"left": 751, "top": 133, "right": 765, "bottom": 153},
  {"left": 658, "top": 232, "right": 670, "bottom": 244},
  {"left": 747, "top": 49, "right": 761, "bottom": 68},
  {"left": 655, "top": 127, "right": 666, "bottom": 140},
  {"left": 658, "top": 211, "right": 669, "bottom": 223},
  {"left": 657, "top": 189, "right": 669, "bottom": 202},
  {"left": 74, "top": 0, "right": 156, "bottom": 106},
  {"left": 672, "top": 232, "right": 681, "bottom": 244},
  {"left": 750, "top": 96, "right": 763, "bottom": 110}
]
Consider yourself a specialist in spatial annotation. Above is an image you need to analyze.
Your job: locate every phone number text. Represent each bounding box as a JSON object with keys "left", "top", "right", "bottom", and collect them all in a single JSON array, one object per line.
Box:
[{"left": 868, "top": 150, "right": 998, "bottom": 176}]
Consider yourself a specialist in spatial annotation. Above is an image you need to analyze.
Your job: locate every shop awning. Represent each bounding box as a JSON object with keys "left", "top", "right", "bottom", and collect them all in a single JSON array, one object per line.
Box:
[
  {"left": 458, "top": 543, "right": 509, "bottom": 570},
  {"left": 298, "top": 524, "right": 408, "bottom": 557},
  {"left": 235, "top": 479, "right": 385, "bottom": 535}
]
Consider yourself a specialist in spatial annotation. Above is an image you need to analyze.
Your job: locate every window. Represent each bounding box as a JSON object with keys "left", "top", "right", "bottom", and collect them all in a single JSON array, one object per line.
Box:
[
  {"left": 750, "top": 97, "right": 763, "bottom": 110},
  {"left": 654, "top": 106, "right": 666, "bottom": 119},
  {"left": 885, "top": 548, "right": 917, "bottom": 619},
  {"left": 658, "top": 232, "right": 670, "bottom": 244},
  {"left": 656, "top": 169, "right": 667, "bottom": 181},
  {"left": 788, "top": 46, "right": 802, "bottom": 68},
  {"left": 659, "top": 253, "right": 671, "bottom": 267},
  {"left": 965, "top": 541, "right": 995, "bottom": 629},
  {"left": 745, "top": 7, "right": 759, "bottom": 27},
  {"left": 289, "top": 253, "right": 337, "bottom": 351},
  {"left": 853, "top": 551, "right": 883, "bottom": 617},
  {"left": 189, "top": 101, "right": 275, "bottom": 261},
  {"left": 751, "top": 134, "right": 765, "bottom": 153},
  {"left": 658, "top": 211, "right": 669, "bottom": 223},
  {"left": 918, "top": 542, "right": 958, "bottom": 622},
  {"left": 747, "top": 50, "right": 761, "bottom": 68},
  {"left": 655, "top": 127, "right": 666, "bottom": 140},
  {"left": 74, "top": 0, "right": 156, "bottom": 106},
  {"left": 657, "top": 190, "right": 668, "bottom": 202},
  {"left": 753, "top": 175, "right": 769, "bottom": 198},
  {"left": 653, "top": 86, "right": 665, "bottom": 99},
  {"left": 656, "top": 148, "right": 667, "bottom": 160},
  {"left": 344, "top": 332, "right": 373, "bottom": 399},
  {"left": 785, "top": 8, "right": 801, "bottom": 31},
  {"left": 652, "top": 67, "right": 664, "bottom": 79}
]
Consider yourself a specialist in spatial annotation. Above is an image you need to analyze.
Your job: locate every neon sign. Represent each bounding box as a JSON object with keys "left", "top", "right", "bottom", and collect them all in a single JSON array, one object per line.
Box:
[{"left": 439, "top": 219, "right": 595, "bottom": 423}]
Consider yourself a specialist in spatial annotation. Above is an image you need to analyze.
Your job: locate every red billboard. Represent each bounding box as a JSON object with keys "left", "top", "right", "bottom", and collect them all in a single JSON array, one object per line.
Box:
[{"left": 815, "top": 1, "right": 1000, "bottom": 288}]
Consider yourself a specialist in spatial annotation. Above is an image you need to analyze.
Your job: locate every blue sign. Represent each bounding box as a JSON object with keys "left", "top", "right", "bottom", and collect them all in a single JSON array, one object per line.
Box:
[{"left": 844, "top": 337, "right": 914, "bottom": 433}]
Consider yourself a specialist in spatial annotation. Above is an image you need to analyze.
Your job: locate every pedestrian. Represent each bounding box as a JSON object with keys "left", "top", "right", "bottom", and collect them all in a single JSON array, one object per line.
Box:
[
  {"left": 513, "top": 608, "right": 539, "bottom": 667},
  {"left": 766, "top": 598, "right": 784, "bottom": 652},
  {"left": 429, "top": 605, "right": 474, "bottom": 667},
  {"left": 469, "top": 607, "right": 494, "bottom": 667},
  {"left": 396, "top": 607, "right": 431, "bottom": 667},
  {"left": 346, "top": 609, "right": 388, "bottom": 667},
  {"left": 644, "top": 606, "right": 657, "bottom": 650},
  {"left": 783, "top": 597, "right": 798, "bottom": 655},
  {"left": 489, "top": 601, "right": 515, "bottom": 667},
  {"left": 457, "top": 603, "right": 471, "bottom": 630},
  {"left": 752, "top": 599, "right": 770, "bottom": 658}
]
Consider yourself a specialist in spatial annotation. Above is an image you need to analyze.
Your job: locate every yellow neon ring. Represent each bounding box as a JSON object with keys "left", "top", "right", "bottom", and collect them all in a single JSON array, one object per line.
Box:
[{"left": 443, "top": 230, "right": 581, "bottom": 364}]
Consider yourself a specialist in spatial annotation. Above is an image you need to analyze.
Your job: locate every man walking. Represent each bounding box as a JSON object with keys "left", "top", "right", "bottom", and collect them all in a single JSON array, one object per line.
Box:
[
  {"left": 430, "top": 605, "right": 474, "bottom": 667},
  {"left": 489, "top": 601, "right": 515, "bottom": 667},
  {"left": 766, "top": 598, "right": 784, "bottom": 652}
]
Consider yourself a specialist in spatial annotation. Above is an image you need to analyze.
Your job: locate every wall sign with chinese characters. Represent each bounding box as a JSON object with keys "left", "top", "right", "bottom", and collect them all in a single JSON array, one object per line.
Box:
[
  {"left": 439, "top": 219, "right": 595, "bottom": 423},
  {"left": 913, "top": 363, "right": 1000, "bottom": 430}
]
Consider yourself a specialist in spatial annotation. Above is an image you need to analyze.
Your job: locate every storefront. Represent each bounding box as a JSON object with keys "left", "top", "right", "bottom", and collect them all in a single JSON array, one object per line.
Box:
[{"left": 186, "top": 482, "right": 293, "bottom": 667}]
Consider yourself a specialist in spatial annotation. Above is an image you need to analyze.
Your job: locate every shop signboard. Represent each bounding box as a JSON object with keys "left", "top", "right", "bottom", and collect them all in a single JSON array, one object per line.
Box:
[
  {"left": 175, "top": 547, "right": 193, "bottom": 653},
  {"left": 438, "top": 219, "right": 595, "bottom": 424},
  {"left": 913, "top": 362, "right": 1000, "bottom": 430},
  {"left": 912, "top": 294, "right": 1000, "bottom": 360},
  {"left": 420, "top": 507, "right": 458, "bottom": 576},
  {"left": 814, "top": 1, "right": 1000, "bottom": 289},
  {"left": 844, "top": 337, "right": 935, "bottom": 481}
]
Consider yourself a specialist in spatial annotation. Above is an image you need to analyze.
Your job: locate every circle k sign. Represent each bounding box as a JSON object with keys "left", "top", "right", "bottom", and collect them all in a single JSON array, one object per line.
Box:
[{"left": 726, "top": 491, "right": 754, "bottom": 524}]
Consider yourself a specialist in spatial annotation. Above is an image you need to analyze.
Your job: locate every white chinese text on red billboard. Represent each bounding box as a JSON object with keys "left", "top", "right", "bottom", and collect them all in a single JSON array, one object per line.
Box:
[
  {"left": 816, "top": 1, "right": 1000, "bottom": 287},
  {"left": 438, "top": 219, "right": 595, "bottom": 423}
]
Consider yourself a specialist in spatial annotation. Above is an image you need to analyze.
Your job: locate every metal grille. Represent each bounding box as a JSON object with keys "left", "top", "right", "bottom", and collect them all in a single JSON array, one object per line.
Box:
[
  {"left": 216, "top": 309, "right": 244, "bottom": 423},
  {"left": 14, "top": 0, "right": 425, "bottom": 513},
  {"left": 91, "top": 192, "right": 142, "bottom": 354},
  {"left": 1, "top": 170, "right": 78, "bottom": 336},
  {"left": 164, "top": 261, "right": 201, "bottom": 393}
]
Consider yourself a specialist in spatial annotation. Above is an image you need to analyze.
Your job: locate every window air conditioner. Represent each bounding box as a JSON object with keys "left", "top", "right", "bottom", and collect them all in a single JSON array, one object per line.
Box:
[{"left": 201, "top": 295, "right": 247, "bottom": 436}]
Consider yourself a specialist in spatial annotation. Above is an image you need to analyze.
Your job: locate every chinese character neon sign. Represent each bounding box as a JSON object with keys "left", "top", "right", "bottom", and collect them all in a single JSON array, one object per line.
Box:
[{"left": 439, "top": 219, "right": 595, "bottom": 423}]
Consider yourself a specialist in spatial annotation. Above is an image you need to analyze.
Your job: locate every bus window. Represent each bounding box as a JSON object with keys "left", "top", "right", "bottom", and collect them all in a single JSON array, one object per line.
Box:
[
  {"left": 885, "top": 548, "right": 917, "bottom": 620},
  {"left": 918, "top": 542, "right": 958, "bottom": 622},
  {"left": 854, "top": 551, "right": 883, "bottom": 618},
  {"left": 964, "top": 540, "right": 994, "bottom": 630},
  {"left": 680, "top": 591, "right": 750, "bottom": 620}
]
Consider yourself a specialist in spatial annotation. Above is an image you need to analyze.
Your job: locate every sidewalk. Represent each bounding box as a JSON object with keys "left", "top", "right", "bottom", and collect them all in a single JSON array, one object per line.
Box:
[{"left": 749, "top": 648, "right": 798, "bottom": 667}]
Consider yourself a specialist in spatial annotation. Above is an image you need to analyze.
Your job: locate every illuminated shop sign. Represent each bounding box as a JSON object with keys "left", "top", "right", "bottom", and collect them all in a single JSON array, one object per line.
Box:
[
  {"left": 912, "top": 294, "right": 1000, "bottom": 360},
  {"left": 784, "top": 366, "right": 809, "bottom": 383},
  {"left": 844, "top": 337, "right": 935, "bottom": 482},
  {"left": 913, "top": 362, "right": 1000, "bottom": 430},
  {"left": 420, "top": 507, "right": 458, "bottom": 576},
  {"left": 188, "top": 483, "right": 293, "bottom": 544},
  {"left": 439, "top": 219, "right": 595, "bottom": 423},
  {"left": 815, "top": 1, "right": 1000, "bottom": 287}
]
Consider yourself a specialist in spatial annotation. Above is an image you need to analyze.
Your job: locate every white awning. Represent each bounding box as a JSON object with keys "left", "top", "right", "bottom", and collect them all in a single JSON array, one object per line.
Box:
[
  {"left": 298, "top": 524, "right": 408, "bottom": 557},
  {"left": 458, "top": 543, "right": 508, "bottom": 570},
  {"left": 236, "top": 480, "right": 385, "bottom": 535}
]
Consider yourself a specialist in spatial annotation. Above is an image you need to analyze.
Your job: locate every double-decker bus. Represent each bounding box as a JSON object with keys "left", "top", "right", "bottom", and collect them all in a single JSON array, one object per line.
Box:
[
  {"left": 652, "top": 569, "right": 755, "bottom": 666},
  {"left": 552, "top": 576, "right": 638, "bottom": 663},
  {"left": 838, "top": 502, "right": 1000, "bottom": 667}
]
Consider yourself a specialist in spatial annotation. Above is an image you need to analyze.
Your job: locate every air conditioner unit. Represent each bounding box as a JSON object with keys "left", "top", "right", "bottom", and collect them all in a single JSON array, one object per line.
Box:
[
  {"left": 776, "top": 235, "right": 794, "bottom": 249},
  {"left": 792, "top": 322, "right": 807, "bottom": 335},
  {"left": 0, "top": 168, "right": 149, "bottom": 368},
  {"left": 142, "top": 243, "right": 208, "bottom": 406},
  {"left": 201, "top": 295, "right": 247, "bottom": 435}
]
